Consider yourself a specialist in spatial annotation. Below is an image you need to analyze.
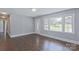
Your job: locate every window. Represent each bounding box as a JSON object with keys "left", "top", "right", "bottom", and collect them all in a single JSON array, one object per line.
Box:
[
  {"left": 44, "top": 14, "right": 74, "bottom": 33},
  {"left": 64, "top": 16, "right": 73, "bottom": 33},
  {"left": 49, "top": 17, "right": 63, "bottom": 32}
]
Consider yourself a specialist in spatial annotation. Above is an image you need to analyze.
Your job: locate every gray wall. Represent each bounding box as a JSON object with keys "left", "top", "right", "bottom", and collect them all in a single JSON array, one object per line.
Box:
[
  {"left": 34, "top": 9, "right": 79, "bottom": 41},
  {"left": 0, "top": 8, "right": 79, "bottom": 41},
  {"left": 75, "top": 9, "right": 79, "bottom": 41},
  {"left": 0, "top": 8, "right": 34, "bottom": 36},
  {"left": 10, "top": 14, "right": 34, "bottom": 36},
  {"left": 0, "top": 21, "right": 3, "bottom": 32},
  {"left": 0, "top": 14, "right": 34, "bottom": 36}
]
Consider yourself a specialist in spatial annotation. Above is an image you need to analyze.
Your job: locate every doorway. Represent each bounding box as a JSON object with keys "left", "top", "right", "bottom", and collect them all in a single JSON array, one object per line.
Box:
[{"left": 0, "top": 11, "right": 10, "bottom": 40}]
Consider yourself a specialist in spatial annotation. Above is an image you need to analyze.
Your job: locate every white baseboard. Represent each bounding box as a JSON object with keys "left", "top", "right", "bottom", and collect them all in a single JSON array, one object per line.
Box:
[
  {"left": 36, "top": 33, "right": 79, "bottom": 45},
  {"left": 10, "top": 32, "right": 35, "bottom": 38},
  {"left": 10, "top": 32, "right": 79, "bottom": 45}
]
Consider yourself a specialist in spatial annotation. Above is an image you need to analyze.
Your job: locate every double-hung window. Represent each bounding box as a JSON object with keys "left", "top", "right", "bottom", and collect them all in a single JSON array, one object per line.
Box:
[
  {"left": 49, "top": 17, "right": 63, "bottom": 32},
  {"left": 44, "top": 13, "right": 74, "bottom": 33},
  {"left": 64, "top": 15, "right": 74, "bottom": 33}
]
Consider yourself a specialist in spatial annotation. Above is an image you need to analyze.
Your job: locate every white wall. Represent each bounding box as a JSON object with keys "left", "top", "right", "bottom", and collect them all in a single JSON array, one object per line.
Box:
[
  {"left": 34, "top": 9, "right": 79, "bottom": 42},
  {"left": 10, "top": 14, "right": 34, "bottom": 37}
]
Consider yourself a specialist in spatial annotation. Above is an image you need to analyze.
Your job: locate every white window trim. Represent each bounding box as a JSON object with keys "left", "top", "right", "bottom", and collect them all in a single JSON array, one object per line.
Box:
[
  {"left": 43, "top": 13, "right": 74, "bottom": 34},
  {"left": 63, "top": 14, "right": 74, "bottom": 34}
]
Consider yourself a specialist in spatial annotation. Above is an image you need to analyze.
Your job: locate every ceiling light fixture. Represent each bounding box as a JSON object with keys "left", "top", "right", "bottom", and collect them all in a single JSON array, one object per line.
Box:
[
  {"left": 0, "top": 11, "right": 7, "bottom": 15},
  {"left": 1, "top": 16, "right": 6, "bottom": 18},
  {"left": 32, "top": 8, "right": 37, "bottom": 12}
]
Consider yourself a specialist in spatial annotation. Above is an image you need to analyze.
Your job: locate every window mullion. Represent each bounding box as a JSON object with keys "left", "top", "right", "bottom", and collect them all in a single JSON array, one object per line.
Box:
[
  {"left": 48, "top": 19, "right": 50, "bottom": 30},
  {"left": 72, "top": 14, "right": 74, "bottom": 33}
]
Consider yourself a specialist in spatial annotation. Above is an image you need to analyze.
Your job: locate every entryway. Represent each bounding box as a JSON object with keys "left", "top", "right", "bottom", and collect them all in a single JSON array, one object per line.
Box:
[{"left": 0, "top": 11, "right": 10, "bottom": 40}]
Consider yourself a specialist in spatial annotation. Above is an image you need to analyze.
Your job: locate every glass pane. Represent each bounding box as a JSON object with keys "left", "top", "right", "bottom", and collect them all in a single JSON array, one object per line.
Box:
[
  {"left": 44, "top": 24, "right": 49, "bottom": 30},
  {"left": 44, "top": 19, "right": 49, "bottom": 30},
  {"left": 64, "top": 16, "right": 73, "bottom": 33},
  {"left": 49, "top": 17, "right": 63, "bottom": 32},
  {"left": 65, "top": 24, "right": 72, "bottom": 32}
]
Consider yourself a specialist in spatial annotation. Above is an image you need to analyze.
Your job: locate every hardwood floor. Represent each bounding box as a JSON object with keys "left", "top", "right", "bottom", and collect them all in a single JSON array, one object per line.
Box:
[
  {"left": 0, "top": 32, "right": 16, "bottom": 51},
  {"left": 0, "top": 32, "right": 79, "bottom": 51}
]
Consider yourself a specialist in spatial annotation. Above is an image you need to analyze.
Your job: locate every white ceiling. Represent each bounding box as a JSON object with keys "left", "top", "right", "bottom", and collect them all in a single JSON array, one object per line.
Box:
[{"left": 0, "top": 8, "right": 70, "bottom": 17}]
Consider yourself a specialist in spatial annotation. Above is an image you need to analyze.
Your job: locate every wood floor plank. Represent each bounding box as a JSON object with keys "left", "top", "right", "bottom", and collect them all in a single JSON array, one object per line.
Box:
[{"left": 0, "top": 33, "right": 79, "bottom": 51}]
